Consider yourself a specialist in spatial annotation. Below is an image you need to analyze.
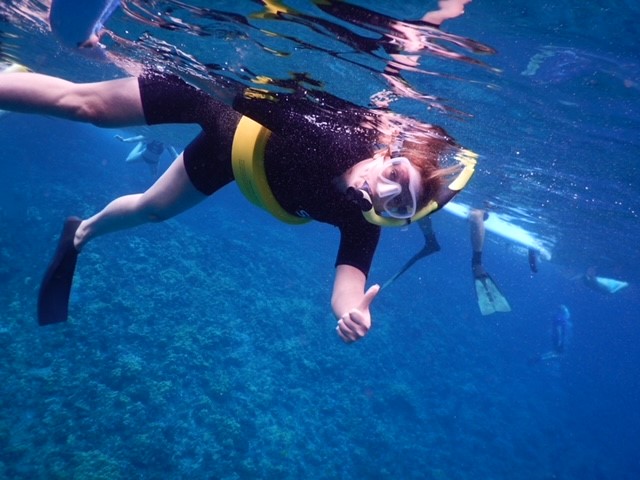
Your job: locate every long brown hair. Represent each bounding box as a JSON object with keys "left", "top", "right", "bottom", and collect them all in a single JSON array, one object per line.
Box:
[
  {"left": 399, "top": 125, "right": 463, "bottom": 208},
  {"left": 370, "top": 111, "right": 466, "bottom": 209}
]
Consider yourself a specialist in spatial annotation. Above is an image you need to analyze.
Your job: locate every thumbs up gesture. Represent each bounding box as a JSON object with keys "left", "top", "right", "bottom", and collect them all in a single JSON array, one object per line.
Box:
[{"left": 336, "top": 284, "right": 381, "bottom": 343}]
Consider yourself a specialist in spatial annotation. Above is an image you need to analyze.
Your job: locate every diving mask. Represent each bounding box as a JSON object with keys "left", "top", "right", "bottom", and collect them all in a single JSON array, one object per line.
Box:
[{"left": 375, "top": 156, "right": 422, "bottom": 219}]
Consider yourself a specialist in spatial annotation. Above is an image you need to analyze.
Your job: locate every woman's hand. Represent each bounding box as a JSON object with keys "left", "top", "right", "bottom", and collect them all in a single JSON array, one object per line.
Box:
[{"left": 336, "top": 284, "right": 380, "bottom": 343}]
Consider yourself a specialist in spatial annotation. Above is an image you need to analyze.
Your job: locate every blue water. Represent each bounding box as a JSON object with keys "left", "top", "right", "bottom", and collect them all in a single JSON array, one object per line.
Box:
[{"left": 1, "top": 1, "right": 639, "bottom": 479}]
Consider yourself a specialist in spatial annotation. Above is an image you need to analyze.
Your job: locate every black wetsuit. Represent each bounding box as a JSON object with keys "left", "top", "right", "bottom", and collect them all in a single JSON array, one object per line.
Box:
[{"left": 138, "top": 72, "right": 380, "bottom": 275}]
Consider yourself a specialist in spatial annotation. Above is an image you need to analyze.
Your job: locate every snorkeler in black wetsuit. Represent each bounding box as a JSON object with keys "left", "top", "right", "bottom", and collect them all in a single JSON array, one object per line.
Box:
[
  {"left": 0, "top": 2, "right": 477, "bottom": 342},
  {"left": 138, "top": 71, "right": 383, "bottom": 272},
  {"left": 529, "top": 305, "right": 572, "bottom": 364}
]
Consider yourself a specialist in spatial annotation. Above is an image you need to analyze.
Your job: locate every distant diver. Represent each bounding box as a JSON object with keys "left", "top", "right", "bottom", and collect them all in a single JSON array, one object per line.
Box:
[
  {"left": 115, "top": 134, "right": 179, "bottom": 177},
  {"left": 530, "top": 304, "right": 572, "bottom": 364}
]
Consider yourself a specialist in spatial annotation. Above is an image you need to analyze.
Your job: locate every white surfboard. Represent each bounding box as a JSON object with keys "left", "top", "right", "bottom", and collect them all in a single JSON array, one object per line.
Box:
[{"left": 443, "top": 201, "right": 552, "bottom": 261}]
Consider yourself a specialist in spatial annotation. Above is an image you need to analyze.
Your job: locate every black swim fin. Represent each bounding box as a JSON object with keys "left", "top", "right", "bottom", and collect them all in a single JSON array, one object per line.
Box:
[
  {"left": 381, "top": 240, "right": 441, "bottom": 290},
  {"left": 37, "top": 217, "right": 82, "bottom": 325},
  {"left": 474, "top": 272, "right": 511, "bottom": 316}
]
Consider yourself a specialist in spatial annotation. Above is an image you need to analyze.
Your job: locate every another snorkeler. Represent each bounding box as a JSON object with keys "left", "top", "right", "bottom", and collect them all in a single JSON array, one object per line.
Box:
[
  {"left": 529, "top": 304, "right": 572, "bottom": 364},
  {"left": 469, "top": 208, "right": 511, "bottom": 315},
  {"left": 115, "top": 134, "right": 179, "bottom": 177},
  {"left": 383, "top": 206, "right": 511, "bottom": 315},
  {"left": 582, "top": 267, "right": 629, "bottom": 294}
]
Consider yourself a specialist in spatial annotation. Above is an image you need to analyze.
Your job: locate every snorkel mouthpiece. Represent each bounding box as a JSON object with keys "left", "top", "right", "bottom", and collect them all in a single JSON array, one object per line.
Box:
[
  {"left": 357, "top": 148, "right": 478, "bottom": 227},
  {"left": 345, "top": 186, "right": 373, "bottom": 211}
]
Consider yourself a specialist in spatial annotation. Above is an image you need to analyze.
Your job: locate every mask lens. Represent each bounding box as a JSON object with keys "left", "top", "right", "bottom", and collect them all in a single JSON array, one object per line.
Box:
[{"left": 377, "top": 157, "right": 419, "bottom": 219}]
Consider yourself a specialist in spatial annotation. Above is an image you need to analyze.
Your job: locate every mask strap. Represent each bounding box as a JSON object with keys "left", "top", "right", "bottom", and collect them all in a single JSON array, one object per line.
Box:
[{"left": 409, "top": 148, "right": 477, "bottom": 223}]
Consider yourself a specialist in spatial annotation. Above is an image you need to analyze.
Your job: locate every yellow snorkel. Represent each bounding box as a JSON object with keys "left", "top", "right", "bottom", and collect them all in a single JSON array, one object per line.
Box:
[{"left": 356, "top": 148, "right": 477, "bottom": 227}]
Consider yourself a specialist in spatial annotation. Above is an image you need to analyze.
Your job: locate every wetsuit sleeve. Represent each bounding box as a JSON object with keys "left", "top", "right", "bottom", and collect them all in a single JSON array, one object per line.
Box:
[{"left": 335, "top": 222, "right": 381, "bottom": 277}]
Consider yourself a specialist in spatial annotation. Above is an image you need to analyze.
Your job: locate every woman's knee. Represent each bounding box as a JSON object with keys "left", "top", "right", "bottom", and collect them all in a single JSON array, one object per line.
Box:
[
  {"left": 62, "top": 78, "right": 144, "bottom": 127},
  {"left": 138, "top": 200, "right": 176, "bottom": 223},
  {"left": 147, "top": 211, "right": 170, "bottom": 222}
]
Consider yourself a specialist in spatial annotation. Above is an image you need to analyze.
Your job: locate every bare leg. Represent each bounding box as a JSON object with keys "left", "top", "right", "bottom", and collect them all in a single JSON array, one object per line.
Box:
[
  {"left": 469, "top": 208, "right": 485, "bottom": 253},
  {"left": 469, "top": 208, "right": 487, "bottom": 278},
  {"left": 0, "top": 73, "right": 144, "bottom": 127},
  {"left": 125, "top": 143, "right": 146, "bottom": 162},
  {"left": 74, "top": 154, "right": 206, "bottom": 249}
]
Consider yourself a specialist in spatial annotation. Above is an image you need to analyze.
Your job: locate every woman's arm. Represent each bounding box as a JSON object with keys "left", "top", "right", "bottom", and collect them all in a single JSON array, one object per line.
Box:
[{"left": 332, "top": 264, "right": 380, "bottom": 343}]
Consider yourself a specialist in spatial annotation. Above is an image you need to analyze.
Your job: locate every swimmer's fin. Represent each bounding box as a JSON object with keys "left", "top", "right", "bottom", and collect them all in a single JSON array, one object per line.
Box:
[
  {"left": 474, "top": 273, "right": 511, "bottom": 316},
  {"left": 38, "top": 217, "right": 82, "bottom": 325},
  {"left": 594, "top": 276, "right": 629, "bottom": 294},
  {"left": 382, "top": 239, "right": 441, "bottom": 290}
]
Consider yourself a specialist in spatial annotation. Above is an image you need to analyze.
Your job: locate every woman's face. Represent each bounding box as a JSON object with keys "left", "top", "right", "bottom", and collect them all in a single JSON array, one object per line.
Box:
[{"left": 368, "top": 154, "right": 423, "bottom": 219}]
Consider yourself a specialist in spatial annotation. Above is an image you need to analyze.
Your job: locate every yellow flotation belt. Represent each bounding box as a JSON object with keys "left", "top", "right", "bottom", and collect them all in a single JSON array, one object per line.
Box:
[{"left": 231, "top": 116, "right": 310, "bottom": 225}]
